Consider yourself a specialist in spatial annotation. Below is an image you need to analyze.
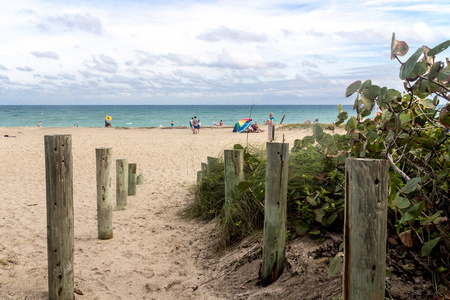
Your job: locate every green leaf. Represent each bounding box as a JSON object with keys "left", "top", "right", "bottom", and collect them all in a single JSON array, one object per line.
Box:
[
  {"left": 237, "top": 181, "right": 252, "bottom": 192},
  {"left": 400, "top": 46, "right": 424, "bottom": 80},
  {"left": 420, "top": 210, "right": 443, "bottom": 226},
  {"left": 337, "top": 104, "right": 343, "bottom": 113},
  {"left": 323, "top": 212, "right": 338, "bottom": 227},
  {"left": 313, "top": 124, "right": 324, "bottom": 139},
  {"left": 345, "top": 81, "right": 361, "bottom": 97},
  {"left": 295, "top": 221, "right": 310, "bottom": 236},
  {"left": 399, "top": 201, "right": 425, "bottom": 224},
  {"left": 400, "top": 112, "right": 411, "bottom": 127},
  {"left": 359, "top": 80, "right": 372, "bottom": 93},
  {"left": 393, "top": 196, "right": 410, "bottom": 209},
  {"left": 314, "top": 208, "right": 326, "bottom": 222},
  {"left": 385, "top": 89, "right": 401, "bottom": 103},
  {"left": 427, "top": 40, "right": 450, "bottom": 56},
  {"left": 347, "top": 116, "right": 357, "bottom": 129},
  {"left": 402, "top": 177, "right": 422, "bottom": 193},
  {"left": 419, "top": 98, "right": 436, "bottom": 109},
  {"left": 361, "top": 95, "right": 375, "bottom": 111},
  {"left": 328, "top": 254, "right": 342, "bottom": 277},
  {"left": 362, "top": 85, "right": 381, "bottom": 100},
  {"left": 233, "top": 144, "right": 244, "bottom": 150},
  {"left": 421, "top": 237, "right": 441, "bottom": 257}
]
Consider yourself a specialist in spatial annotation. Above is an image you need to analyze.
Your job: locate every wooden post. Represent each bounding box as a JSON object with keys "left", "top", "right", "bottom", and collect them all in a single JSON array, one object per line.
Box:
[
  {"left": 224, "top": 149, "right": 244, "bottom": 207},
  {"left": 344, "top": 158, "right": 388, "bottom": 300},
  {"left": 197, "top": 171, "right": 203, "bottom": 184},
  {"left": 261, "top": 142, "right": 289, "bottom": 286},
  {"left": 137, "top": 174, "right": 144, "bottom": 185},
  {"left": 116, "top": 158, "right": 128, "bottom": 210},
  {"left": 207, "top": 156, "right": 218, "bottom": 173},
  {"left": 44, "top": 134, "right": 74, "bottom": 299},
  {"left": 96, "top": 147, "right": 113, "bottom": 240},
  {"left": 268, "top": 124, "right": 275, "bottom": 142},
  {"left": 128, "top": 163, "right": 137, "bottom": 196}
]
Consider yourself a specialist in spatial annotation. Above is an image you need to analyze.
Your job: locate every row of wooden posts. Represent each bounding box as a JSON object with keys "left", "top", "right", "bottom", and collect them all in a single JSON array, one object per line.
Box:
[
  {"left": 44, "top": 135, "right": 144, "bottom": 299},
  {"left": 198, "top": 142, "right": 389, "bottom": 299}
]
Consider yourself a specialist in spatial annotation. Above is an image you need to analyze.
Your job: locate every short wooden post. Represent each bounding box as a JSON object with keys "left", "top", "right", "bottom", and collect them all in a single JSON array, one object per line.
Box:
[
  {"left": 344, "top": 158, "right": 388, "bottom": 300},
  {"left": 137, "top": 174, "right": 144, "bottom": 185},
  {"left": 96, "top": 147, "right": 113, "bottom": 240},
  {"left": 45, "top": 134, "right": 74, "bottom": 299},
  {"left": 268, "top": 124, "right": 275, "bottom": 142},
  {"left": 207, "top": 156, "right": 218, "bottom": 173},
  {"left": 261, "top": 142, "right": 289, "bottom": 286},
  {"left": 128, "top": 163, "right": 137, "bottom": 196},
  {"left": 116, "top": 158, "right": 128, "bottom": 210},
  {"left": 201, "top": 162, "right": 207, "bottom": 178},
  {"left": 197, "top": 171, "right": 203, "bottom": 184},
  {"left": 224, "top": 149, "right": 244, "bottom": 206}
]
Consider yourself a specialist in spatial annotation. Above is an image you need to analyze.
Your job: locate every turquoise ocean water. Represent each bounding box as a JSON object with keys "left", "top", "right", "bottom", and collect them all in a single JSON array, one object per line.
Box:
[{"left": 0, "top": 105, "right": 371, "bottom": 128}]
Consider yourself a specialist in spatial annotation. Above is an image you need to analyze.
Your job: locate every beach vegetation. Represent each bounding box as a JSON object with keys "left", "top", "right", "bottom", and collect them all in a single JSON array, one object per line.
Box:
[{"left": 186, "top": 34, "right": 450, "bottom": 295}]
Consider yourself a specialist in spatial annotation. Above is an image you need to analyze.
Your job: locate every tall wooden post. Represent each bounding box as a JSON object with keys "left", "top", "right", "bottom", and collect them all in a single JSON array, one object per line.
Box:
[
  {"left": 45, "top": 134, "right": 74, "bottom": 299},
  {"left": 224, "top": 149, "right": 244, "bottom": 206},
  {"left": 116, "top": 158, "right": 128, "bottom": 210},
  {"left": 96, "top": 147, "right": 113, "bottom": 240},
  {"left": 344, "top": 158, "right": 388, "bottom": 300},
  {"left": 261, "top": 142, "right": 289, "bottom": 286},
  {"left": 128, "top": 163, "right": 137, "bottom": 196}
]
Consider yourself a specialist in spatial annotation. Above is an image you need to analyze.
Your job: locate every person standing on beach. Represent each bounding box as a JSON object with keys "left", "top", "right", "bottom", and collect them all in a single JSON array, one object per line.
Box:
[
  {"left": 192, "top": 116, "right": 199, "bottom": 134},
  {"left": 190, "top": 117, "right": 194, "bottom": 132},
  {"left": 269, "top": 112, "right": 275, "bottom": 125},
  {"left": 171, "top": 120, "right": 174, "bottom": 127},
  {"left": 37, "top": 121, "right": 42, "bottom": 127},
  {"left": 220, "top": 120, "right": 223, "bottom": 126}
]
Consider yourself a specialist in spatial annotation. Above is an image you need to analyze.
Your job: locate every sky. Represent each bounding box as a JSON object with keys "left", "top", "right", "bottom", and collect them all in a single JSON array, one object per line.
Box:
[{"left": 1, "top": 0, "right": 450, "bottom": 105}]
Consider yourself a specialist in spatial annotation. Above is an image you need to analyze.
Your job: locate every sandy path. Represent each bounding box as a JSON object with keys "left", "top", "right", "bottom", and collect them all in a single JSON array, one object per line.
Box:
[{"left": 0, "top": 125, "right": 310, "bottom": 299}]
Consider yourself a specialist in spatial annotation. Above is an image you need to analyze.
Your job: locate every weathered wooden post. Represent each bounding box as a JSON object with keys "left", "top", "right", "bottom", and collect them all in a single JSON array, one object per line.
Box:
[
  {"left": 128, "top": 163, "right": 137, "bottom": 196},
  {"left": 268, "top": 124, "right": 275, "bottom": 142},
  {"left": 261, "top": 142, "right": 289, "bottom": 286},
  {"left": 45, "top": 134, "right": 74, "bottom": 299},
  {"left": 224, "top": 149, "right": 244, "bottom": 206},
  {"left": 344, "top": 158, "right": 389, "bottom": 300},
  {"left": 137, "top": 174, "right": 144, "bottom": 185},
  {"left": 116, "top": 158, "right": 128, "bottom": 210},
  {"left": 197, "top": 171, "right": 203, "bottom": 184},
  {"left": 96, "top": 147, "right": 113, "bottom": 240},
  {"left": 207, "top": 156, "right": 218, "bottom": 173},
  {"left": 201, "top": 162, "right": 207, "bottom": 178}
]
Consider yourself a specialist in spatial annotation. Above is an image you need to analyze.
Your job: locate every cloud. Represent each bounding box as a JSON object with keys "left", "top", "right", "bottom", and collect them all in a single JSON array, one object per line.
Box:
[
  {"left": 38, "top": 13, "right": 104, "bottom": 35},
  {"left": 16, "top": 66, "right": 33, "bottom": 72},
  {"left": 134, "top": 51, "right": 159, "bottom": 66},
  {"left": 84, "top": 54, "right": 118, "bottom": 74},
  {"left": 0, "top": 65, "right": 8, "bottom": 71},
  {"left": 302, "top": 60, "right": 318, "bottom": 68},
  {"left": 161, "top": 53, "right": 204, "bottom": 66},
  {"left": 31, "top": 51, "right": 59, "bottom": 60},
  {"left": 211, "top": 49, "right": 287, "bottom": 70},
  {"left": 198, "top": 27, "right": 268, "bottom": 43},
  {"left": 0, "top": 74, "right": 9, "bottom": 80}
]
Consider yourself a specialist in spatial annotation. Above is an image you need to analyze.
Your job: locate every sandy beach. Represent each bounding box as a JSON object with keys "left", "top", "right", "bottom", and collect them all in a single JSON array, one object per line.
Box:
[{"left": 0, "top": 125, "right": 318, "bottom": 299}]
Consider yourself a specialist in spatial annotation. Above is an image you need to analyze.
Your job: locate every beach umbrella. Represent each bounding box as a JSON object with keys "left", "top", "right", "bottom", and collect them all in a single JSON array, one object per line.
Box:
[
  {"left": 233, "top": 118, "right": 252, "bottom": 133},
  {"left": 106, "top": 115, "right": 112, "bottom": 121}
]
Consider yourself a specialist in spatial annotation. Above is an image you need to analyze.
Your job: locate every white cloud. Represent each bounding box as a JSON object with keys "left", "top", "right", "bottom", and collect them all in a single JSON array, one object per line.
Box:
[
  {"left": 31, "top": 51, "right": 59, "bottom": 60},
  {"left": 0, "top": 0, "right": 449, "bottom": 104}
]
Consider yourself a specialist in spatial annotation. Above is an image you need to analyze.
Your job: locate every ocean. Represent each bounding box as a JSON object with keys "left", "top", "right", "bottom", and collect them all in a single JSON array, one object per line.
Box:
[{"left": 0, "top": 105, "right": 370, "bottom": 128}]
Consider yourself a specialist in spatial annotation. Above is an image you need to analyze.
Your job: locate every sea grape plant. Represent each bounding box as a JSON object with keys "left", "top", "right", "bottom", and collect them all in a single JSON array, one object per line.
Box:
[{"left": 328, "top": 33, "right": 449, "bottom": 287}]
